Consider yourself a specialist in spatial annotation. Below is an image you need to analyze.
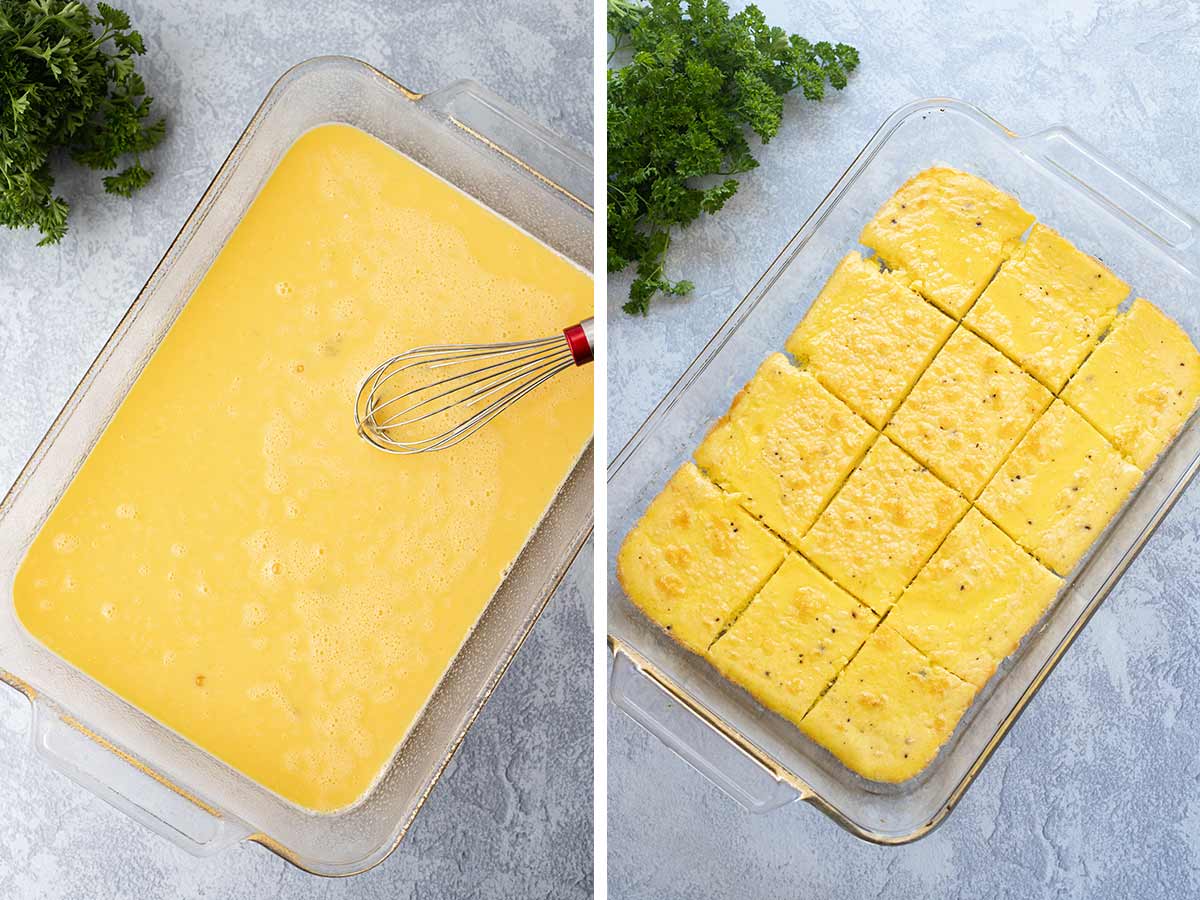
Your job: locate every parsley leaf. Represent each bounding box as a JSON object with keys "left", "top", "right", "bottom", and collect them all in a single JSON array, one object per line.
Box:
[
  {"left": 608, "top": 0, "right": 858, "bottom": 314},
  {"left": 0, "top": 0, "right": 166, "bottom": 245}
]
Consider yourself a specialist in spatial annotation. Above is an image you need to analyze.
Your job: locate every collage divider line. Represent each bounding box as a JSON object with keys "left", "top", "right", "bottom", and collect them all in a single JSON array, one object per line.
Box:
[{"left": 592, "top": 1, "right": 609, "bottom": 894}]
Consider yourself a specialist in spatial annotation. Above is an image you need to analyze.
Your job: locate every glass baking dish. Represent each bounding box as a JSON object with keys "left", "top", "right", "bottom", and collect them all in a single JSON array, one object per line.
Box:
[
  {"left": 0, "top": 56, "right": 593, "bottom": 876},
  {"left": 607, "top": 97, "right": 1200, "bottom": 843}
]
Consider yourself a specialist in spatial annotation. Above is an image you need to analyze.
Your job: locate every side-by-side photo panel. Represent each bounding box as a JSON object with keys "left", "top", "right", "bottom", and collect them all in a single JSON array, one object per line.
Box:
[{"left": 606, "top": 2, "right": 1200, "bottom": 898}]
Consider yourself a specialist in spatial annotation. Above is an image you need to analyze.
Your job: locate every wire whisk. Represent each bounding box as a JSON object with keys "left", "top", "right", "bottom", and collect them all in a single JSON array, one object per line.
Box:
[{"left": 355, "top": 318, "right": 594, "bottom": 454}]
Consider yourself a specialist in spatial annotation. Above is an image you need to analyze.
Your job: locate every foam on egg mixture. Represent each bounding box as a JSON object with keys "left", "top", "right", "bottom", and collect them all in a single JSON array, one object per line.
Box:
[{"left": 13, "top": 124, "right": 593, "bottom": 813}]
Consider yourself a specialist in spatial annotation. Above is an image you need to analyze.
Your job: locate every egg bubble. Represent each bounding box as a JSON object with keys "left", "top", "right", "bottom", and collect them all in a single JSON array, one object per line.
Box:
[
  {"left": 242, "top": 602, "right": 267, "bottom": 628},
  {"left": 52, "top": 533, "right": 78, "bottom": 554}
]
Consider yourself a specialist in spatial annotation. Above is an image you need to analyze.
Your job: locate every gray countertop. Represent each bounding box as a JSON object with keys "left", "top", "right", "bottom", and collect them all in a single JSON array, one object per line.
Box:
[
  {"left": 0, "top": 0, "right": 592, "bottom": 897},
  {"left": 607, "top": 1, "right": 1200, "bottom": 898}
]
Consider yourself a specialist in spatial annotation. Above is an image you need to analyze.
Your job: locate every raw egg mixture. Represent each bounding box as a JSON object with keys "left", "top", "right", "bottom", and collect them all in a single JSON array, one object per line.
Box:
[{"left": 13, "top": 124, "right": 593, "bottom": 812}]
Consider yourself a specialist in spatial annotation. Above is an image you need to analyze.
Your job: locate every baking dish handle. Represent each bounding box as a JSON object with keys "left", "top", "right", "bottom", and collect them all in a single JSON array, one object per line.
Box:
[
  {"left": 30, "top": 700, "right": 251, "bottom": 855},
  {"left": 1018, "top": 127, "right": 1200, "bottom": 267},
  {"left": 419, "top": 80, "right": 593, "bottom": 210},
  {"left": 609, "top": 650, "right": 801, "bottom": 813}
]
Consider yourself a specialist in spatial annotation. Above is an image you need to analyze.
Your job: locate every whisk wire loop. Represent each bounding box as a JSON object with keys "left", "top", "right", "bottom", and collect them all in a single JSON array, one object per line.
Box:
[
  {"left": 367, "top": 342, "right": 572, "bottom": 428},
  {"left": 355, "top": 319, "right": 592, "bottom": 455}
]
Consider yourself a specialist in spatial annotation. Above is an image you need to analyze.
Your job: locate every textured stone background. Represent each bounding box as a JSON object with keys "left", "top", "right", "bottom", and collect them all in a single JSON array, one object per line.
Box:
[
  {"left": 608, "top": 1, "right": 1200, "bottom": 898},
  {"left": 0, "top": 0, "right": 592, "bottom": 897}
]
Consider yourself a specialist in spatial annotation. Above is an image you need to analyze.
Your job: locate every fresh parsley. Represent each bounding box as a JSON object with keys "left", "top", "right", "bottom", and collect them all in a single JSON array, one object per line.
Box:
[
  {"left": 0, "top": 0, "right": 166, "bottom": 245},
  {"left": 608, "top": 0, "right": 858, "bottom": 314}
]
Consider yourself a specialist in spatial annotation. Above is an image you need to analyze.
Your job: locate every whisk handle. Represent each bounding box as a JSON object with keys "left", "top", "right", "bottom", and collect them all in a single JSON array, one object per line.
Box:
[{"left": 563, "top": 317, "right": 595, "bottom": 366}]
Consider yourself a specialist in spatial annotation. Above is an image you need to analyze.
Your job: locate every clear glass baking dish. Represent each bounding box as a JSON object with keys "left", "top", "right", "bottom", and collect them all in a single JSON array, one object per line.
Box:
[
  {"left": 0, "top": 56, "right": 593, "bottom": 876},
  {"left": 607, "top": 97, "right": 1200, "bottom": 843}
]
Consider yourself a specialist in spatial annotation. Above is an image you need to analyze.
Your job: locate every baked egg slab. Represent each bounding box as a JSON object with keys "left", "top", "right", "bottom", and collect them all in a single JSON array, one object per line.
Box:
[
  {"left": 887, "top": 509, "right": 1062, "bottom": 687},
  {"left": 964, "top": 223, "right": 1130, "bottom": 392},
  {"left": 616, "top": 462, "right": 787, "bottom": 654},
  {"left": 799, "top": 435, "right": 968, "bottom": 615},
  {"left": 693, "top": 354, "right": 875, "bottom": 547},
  {"left": 799, "top": 624, "right": 976, "bottom": 783},
  {"left": 885, "top": 327, "right": 1052, "bottom": 500},
  {"left": 976, "top": 400, "right": 1142, "bottom": 576},
  {"left": 707, "top": 554, "right": 879, "bottom": 728},
  {"left": 1062, "top": 298, "right": 1200, "bottom": 469},
  {"left": 785, "top": 251, "right": 955, "bottom": 429},
  {"left": 860, "top": 166, "right": 1034, "bottom": 319}
]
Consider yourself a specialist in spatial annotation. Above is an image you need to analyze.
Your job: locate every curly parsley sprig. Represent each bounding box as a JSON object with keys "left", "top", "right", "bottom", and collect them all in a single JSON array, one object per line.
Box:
[
  {"left": 608, "top": 0, "right": 858, "bottom": 315},
  {"left": 0, "top": 0, "right": 166, "bottom": 245}
]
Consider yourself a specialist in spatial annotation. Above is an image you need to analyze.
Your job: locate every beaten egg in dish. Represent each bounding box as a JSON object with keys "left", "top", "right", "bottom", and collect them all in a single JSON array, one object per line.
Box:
[{"left": 14, "top": 124, "right": 593, "bottom": 812}]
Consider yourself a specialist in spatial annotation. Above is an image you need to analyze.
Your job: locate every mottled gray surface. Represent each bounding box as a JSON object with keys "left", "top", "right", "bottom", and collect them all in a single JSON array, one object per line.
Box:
[
  {"left": 608, "top": 2, "right": 1200, "bottom": 898},
  {"left": 0, "top": 0, "right": 591, "bottom": 896}
]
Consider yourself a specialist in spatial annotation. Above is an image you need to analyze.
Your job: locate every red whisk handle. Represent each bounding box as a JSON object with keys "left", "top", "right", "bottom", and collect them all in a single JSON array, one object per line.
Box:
[{"left": 563, "top": 317, "right": 595, "bottom": 366}]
